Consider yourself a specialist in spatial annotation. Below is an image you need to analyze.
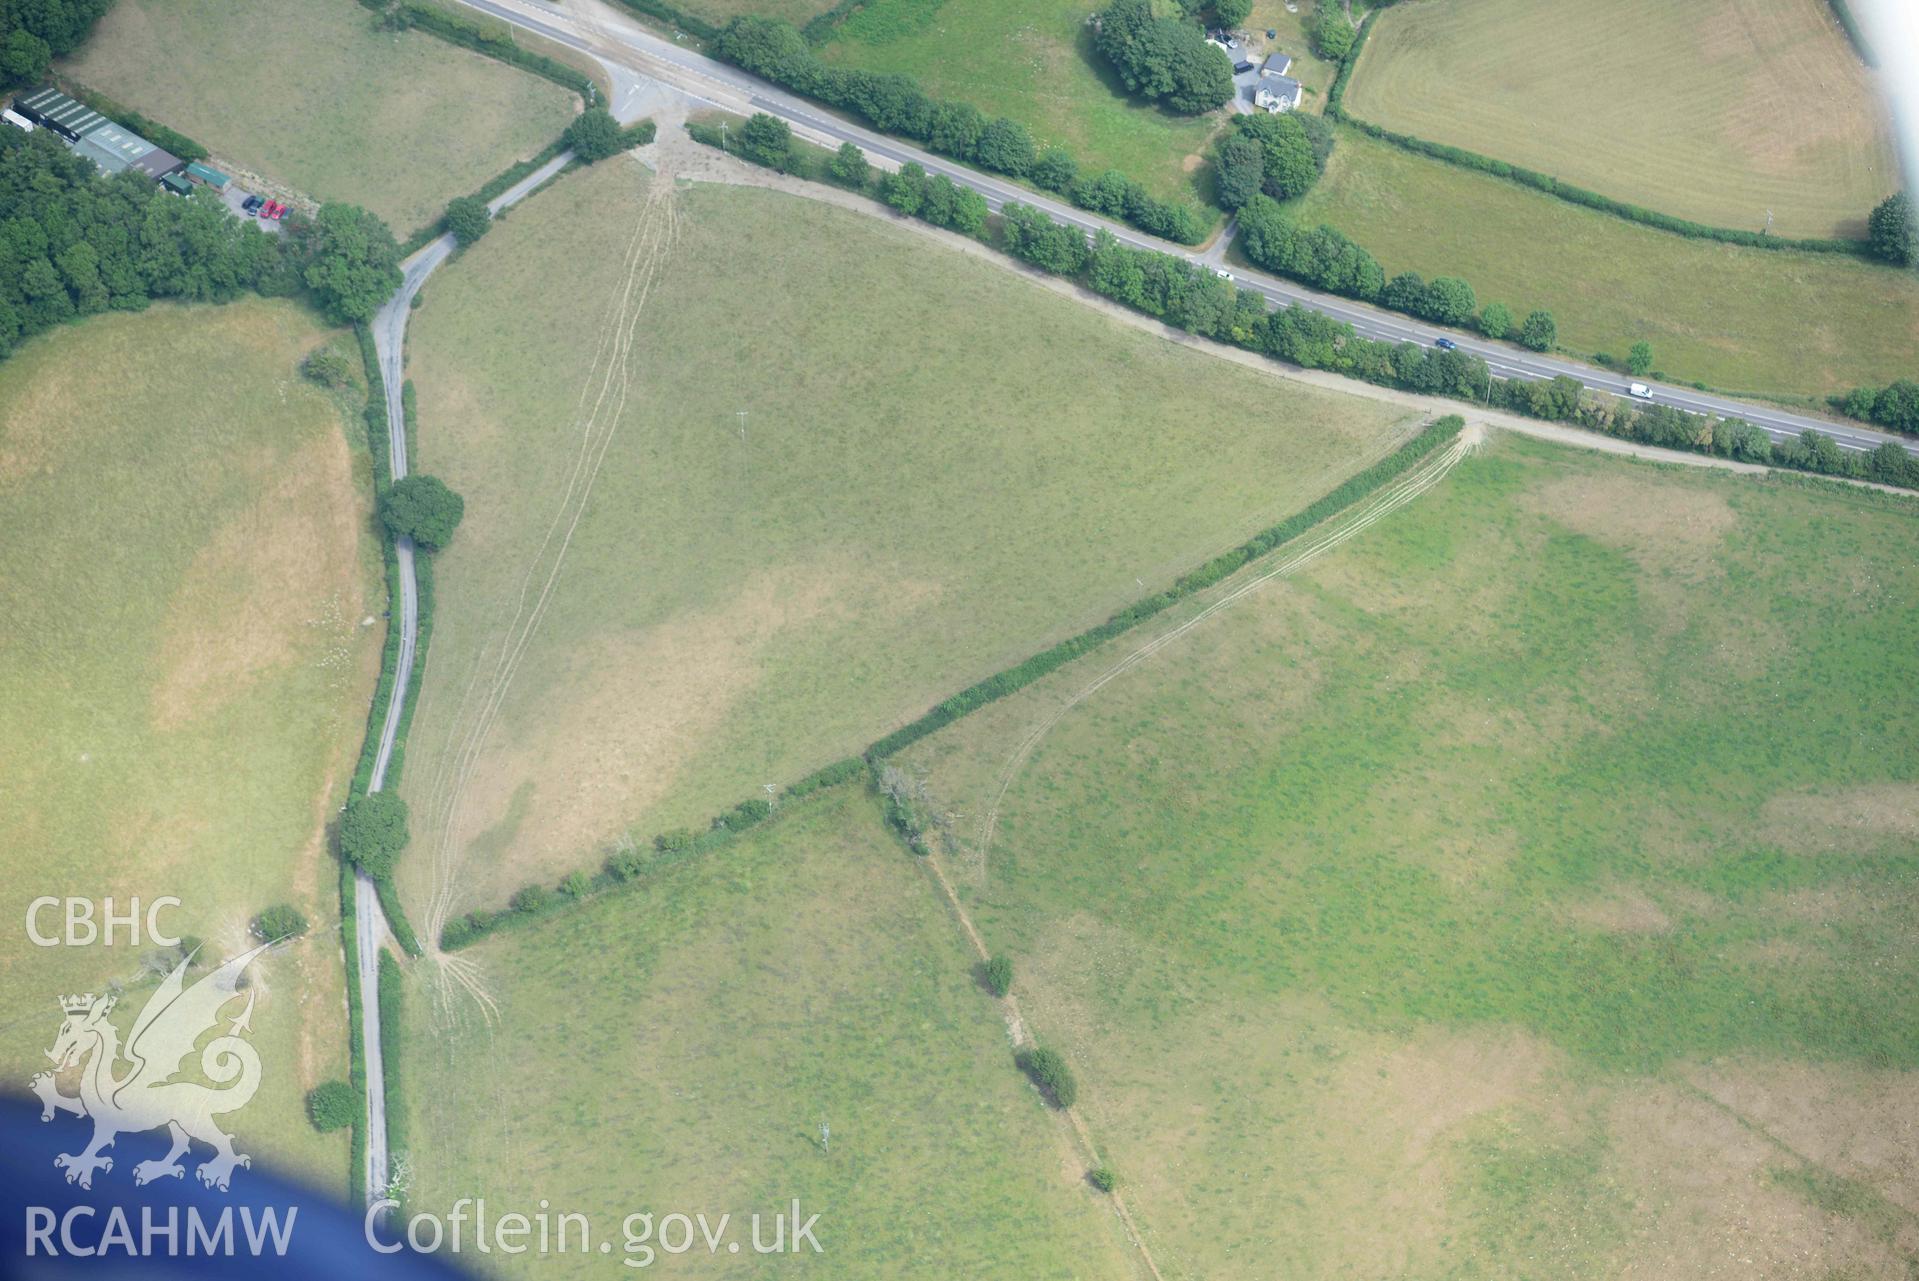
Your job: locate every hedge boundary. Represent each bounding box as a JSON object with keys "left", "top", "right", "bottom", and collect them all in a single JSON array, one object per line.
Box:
[
  {"left": 398, "top": 137, "right": 569, "bottom": 257},
  {"left": 439, "top": 417, "right": 1465, "bottom": 949},
  {"left": 1329, "top": 8, "right": 1872, "bottom": 258},
  {"left": 337, "top": 856, "right": 367, "bottom": 1206},
  {"left": 376, "top": 949, "right": 409, "bottom": 1205},
  {"left": 865, "top": 415, "right": 1464, "bottom": 759},
  {"left": 1826, "top": 0, "right": 1876, "bottom": 66},
  {"left": 347, "top": 324, "right": 425, "bottom": 957}
]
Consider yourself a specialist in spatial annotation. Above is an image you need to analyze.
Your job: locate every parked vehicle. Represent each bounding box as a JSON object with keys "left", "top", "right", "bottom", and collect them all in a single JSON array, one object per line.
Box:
[
  {"left": 1233, "top": 59, "right": 1256, "bottom": 74},
  {"left": 241, "top": 195, "right": 262, "bottom": 214},
  {"left": 269, "top": 202, "right": 287, "bottom": 221},
  {"left": 1434, "top": 337, "right": 1457, "bottom": 351},
  {"left": 1628, "top": 382, "right": 1654, "bottom": 400}
]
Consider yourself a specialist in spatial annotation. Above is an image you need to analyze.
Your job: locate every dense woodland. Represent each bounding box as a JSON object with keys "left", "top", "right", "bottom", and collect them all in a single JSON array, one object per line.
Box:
[
  {"left": 1, "top": 0, "right": 112, "bottom": 86},
  {"left": 0, "top": 128, "right": 400, "bottom": 360}
]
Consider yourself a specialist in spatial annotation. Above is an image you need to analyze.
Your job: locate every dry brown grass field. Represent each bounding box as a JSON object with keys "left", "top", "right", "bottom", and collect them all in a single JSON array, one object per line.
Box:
[
  {"left": 1343, "top": 0, "right": 1900, "bottom": 238},
  {"left": 0, "top": 300, "right": 384, "bottom": 1185}
]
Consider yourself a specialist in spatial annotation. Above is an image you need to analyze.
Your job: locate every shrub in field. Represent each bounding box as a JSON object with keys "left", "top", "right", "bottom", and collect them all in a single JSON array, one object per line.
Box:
[
  {"left": 973, "top": 117, "right": 1036, "bottom": 177},
  {"left": 511, "top": 883, "right": 555, "bottom": 914},
  {"left": 1222, "top": 112, "right": 1327, "bottom": 203},
  {"left": 715, "top": 797, "right": 772, "bottom": 832},
  {"left": 445, "top": 195, "right": 491, "bottom": 246},
  {"left": 381, "top": 474, "right": 466, "bottom": 551},
  {"left": 306, "top": 1081, "right": 356, "bottom": 1133},
  {"left": 1423, "top": 276, "right": 1476, "bottom": 325},
  {"left": 655, "top": 828, "right": 698, "bottom": 853},
  {"left": 1477, "top": 301, "right": 1512, "bottom": 339},
  {"left": 1089, "top": 1165, "right": 1118, "bottom": 1192},
  {"left": 1015, "top": 1047, "right": 1078, "bottom": 1108},
  {"left": 303, "top": 348, "right": 355, "bottom": 388},
  {"left": 1836, "top": 379, "right": 1919, "bottom": 433},
  {"left": 983, "top": 955, "right": 1013, "bottom": 997},
  {"left": 565, "top": 109, "right": 624, "bottom": 163},
  {"left": 1627, "top": 341, "right": 1653, "bottom": 376},
  {"left": 251, "top": 904, "right": 309, "bottom": 943},
  {"left": 340, "top": 792, "right": 409, "bottom": 880}
]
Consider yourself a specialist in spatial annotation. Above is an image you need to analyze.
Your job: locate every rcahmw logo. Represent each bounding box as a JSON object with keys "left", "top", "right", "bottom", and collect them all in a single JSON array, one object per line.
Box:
[
  {"left": 23, "top": 942, "right": 300, "bottom": 1258},
  {"left": 30, "top": 943, "right": 269, "bottom": 1191},
  {"left": 26, "top": 1204, "right": 297, "bottom": 1259}
]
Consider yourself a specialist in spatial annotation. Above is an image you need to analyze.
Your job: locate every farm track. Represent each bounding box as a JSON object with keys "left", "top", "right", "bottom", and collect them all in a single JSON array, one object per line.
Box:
[{"left": 417, "top": 177, "right": 682, "bottom": 971}]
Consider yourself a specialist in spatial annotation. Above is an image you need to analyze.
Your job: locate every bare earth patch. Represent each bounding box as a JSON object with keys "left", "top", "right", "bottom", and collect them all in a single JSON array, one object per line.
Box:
[
  {"left": 1760, "top": 784, "right": 1919, "bottom": 851},
  {"left": 1605, "top": 1080, "right": 1912, "bottom": 1278},
  {"left": 151, "top": 432, "right": 363, "bottom": 730}
]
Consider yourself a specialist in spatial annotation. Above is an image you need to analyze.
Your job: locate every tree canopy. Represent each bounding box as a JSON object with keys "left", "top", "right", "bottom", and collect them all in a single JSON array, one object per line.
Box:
[
  {"left": 565, "top": 108, "right": 624, "bottom": 164},
  {"left": 1095, "top": 0, "right": 1233, "bottom": 115},
  {"left": 2, "top": 0, "right": 114, "bottom": 86},
  {"left": 445, "top": 195, "right": 491, "bottom": 247},
  {"left": 381, "top": 473, "right": 466, "bottom": 551},
  {"left": 303, "top": 203, "right": 401, "bottom": 325},
  {"left": 1519, "top": 309, "right": 1557, "bottom": 352},
  {"left": 1868, "top": 192, "right": 1912, "bottom": 267},
  {"left": 0, "top": 129, "right": 288, "bottom": 361},
  {"left": 339, "top": 791, "right": 409, "bottom": 880}
]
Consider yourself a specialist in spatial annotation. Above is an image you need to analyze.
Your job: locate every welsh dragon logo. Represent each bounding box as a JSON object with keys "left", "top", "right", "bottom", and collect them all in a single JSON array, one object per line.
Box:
[{"left": 29, "top": 944, "right": 268, "bottom": 1192}]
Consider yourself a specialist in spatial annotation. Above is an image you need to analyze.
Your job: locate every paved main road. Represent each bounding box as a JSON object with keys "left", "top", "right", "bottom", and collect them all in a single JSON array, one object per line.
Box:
[
  {"left": 357, "top": 149, "right": 575, "bottom": 1209},
  {"left": 458, "top": 0, "right": 1914, "bottom": 459}
]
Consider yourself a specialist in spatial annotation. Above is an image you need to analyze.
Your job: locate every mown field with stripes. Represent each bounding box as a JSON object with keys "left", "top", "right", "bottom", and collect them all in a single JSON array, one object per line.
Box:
[{"left": 1342, "top": 0, "right": 1898, "bottom": 239}]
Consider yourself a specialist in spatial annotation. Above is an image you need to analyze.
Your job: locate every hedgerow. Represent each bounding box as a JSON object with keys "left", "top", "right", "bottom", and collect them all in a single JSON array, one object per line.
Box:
[{"left": 1327, "top": 7, "right": 1869, "bottom": 256}]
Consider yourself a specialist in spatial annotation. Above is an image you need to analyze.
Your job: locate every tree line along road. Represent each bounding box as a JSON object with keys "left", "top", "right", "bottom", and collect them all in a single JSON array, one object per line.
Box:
[{"left": 460, "top": 0, "right": 1913, "bottom": 458}]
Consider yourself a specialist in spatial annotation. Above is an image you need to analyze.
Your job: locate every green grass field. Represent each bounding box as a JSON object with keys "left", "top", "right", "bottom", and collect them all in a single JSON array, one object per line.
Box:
[
  {"left": 59, "top": 0, "right": 577, "bottom": 235},
  {"left": 401, "top": 787, "right": 1140, "bottom": 1277},
  {"left": 1285, "top": 129, "right": 1919, "bottom": 398},
  {"left": 0, "top": 300, "right": 384, "bottom": 1186},
  {"left": 817, "top": 0, "right": 1227, "bottom": 204},
  {"left": 890, "top": 433, "right": 1919, "bottom": 1276},
  {"left": 395, "top": 157, "right": 1415, "bottom": 921},
  {"left": 1344, "top": 0, "right": 1898, "bottom": 240}
]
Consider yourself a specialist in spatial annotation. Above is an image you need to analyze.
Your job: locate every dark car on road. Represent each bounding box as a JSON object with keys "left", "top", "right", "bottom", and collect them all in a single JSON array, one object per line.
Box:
[{"left": 1434, "top": 337, "right": 1458, "bottom": 351}]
